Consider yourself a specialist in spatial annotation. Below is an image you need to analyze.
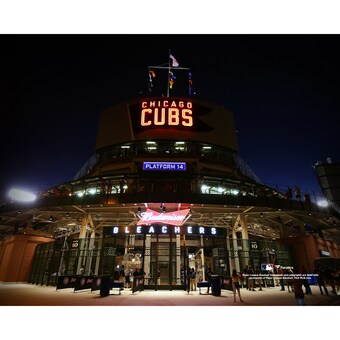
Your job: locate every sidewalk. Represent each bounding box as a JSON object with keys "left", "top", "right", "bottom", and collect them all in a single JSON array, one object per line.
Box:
[{"left": 0, "top": 282, "right": 339, "bottom": 306}]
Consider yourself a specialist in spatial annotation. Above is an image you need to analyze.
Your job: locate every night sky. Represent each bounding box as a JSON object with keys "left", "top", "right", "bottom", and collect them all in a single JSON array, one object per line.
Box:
[{"left": 1, "top": 35, "right": 339, "bottom": 200}]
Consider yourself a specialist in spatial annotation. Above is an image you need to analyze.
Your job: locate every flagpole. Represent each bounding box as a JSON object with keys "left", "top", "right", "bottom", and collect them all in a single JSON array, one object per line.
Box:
[{"left": 167, "top": 49, "right": 171, "bottom": 97}]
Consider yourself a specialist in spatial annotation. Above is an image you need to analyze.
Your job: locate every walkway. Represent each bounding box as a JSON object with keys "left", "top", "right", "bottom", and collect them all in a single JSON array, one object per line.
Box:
[{"left": 0, "top": 282, "right": 339, "bottom": 306}]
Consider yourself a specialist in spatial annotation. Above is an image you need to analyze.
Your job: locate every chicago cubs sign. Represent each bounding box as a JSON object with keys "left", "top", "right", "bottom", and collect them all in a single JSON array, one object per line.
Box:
[{"left": 140, "top": 100, "right": 193, "bottom": 127}]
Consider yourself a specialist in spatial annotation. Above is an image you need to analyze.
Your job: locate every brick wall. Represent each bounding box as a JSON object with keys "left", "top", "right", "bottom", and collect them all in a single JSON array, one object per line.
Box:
[{"left": 0, "top": 235, "right": 54, "bottom": 282}]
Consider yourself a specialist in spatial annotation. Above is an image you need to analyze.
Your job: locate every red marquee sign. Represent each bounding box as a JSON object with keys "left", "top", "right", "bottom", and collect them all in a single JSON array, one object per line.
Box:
[
  {"left": 140, "top": 100, "right": 193, "bottom": 127},
  {"left": 137, "top": 208, "right": 190, "bottom": 226}
]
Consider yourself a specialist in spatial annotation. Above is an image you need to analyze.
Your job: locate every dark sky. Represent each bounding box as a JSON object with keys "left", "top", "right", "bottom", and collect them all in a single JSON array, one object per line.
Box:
[{"left": 1, "top": 34, "right": 339, "bottom": 200}]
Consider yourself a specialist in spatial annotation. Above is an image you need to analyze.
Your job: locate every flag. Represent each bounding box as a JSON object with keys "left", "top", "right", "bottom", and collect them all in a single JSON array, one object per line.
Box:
[
  {"left": 188, "top": 71, "right": 193, "bottom": 96},
  {"left": 169, "top": 71, "right": 176, "bottom": 89},
  {"left": 170, "top": 54, "right": 179, "bottom": 67}
]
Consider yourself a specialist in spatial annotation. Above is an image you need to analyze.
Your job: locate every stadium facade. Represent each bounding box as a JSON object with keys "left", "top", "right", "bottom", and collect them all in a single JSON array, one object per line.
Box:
[{"left": 1, "top": 96, "right": 339, "bottom": 289}]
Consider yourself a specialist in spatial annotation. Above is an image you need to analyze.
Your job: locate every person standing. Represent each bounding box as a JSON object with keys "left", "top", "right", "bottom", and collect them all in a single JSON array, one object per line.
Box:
[
  {"left": 278, "top": 266, "right": 285, "bottom": 291},
  {"left": 190, "top": 268, "right": 197, "bottom": 291},
  {"left": 124, "top": 267, "right": 132, "bottom": 288},
  {"left": 157, "top": 268, "right": 161, "bottom": 285},
  {"left": 255, "top": 266, "right": 263, "bottom": 291},
  {"left": 232, "top": 269, "right": 244, "bottom": 302},
  {"left": 299, "top": 265, "right": 312, "bottom": 294},
  {"left": 205, "top": 267, "right": 213, "bottom": 293},
  {"left": 247, "top": 266, "right": 256, "bottom": 291},
  {"left": 119, "top": 265, "right": 125, "bottom": 282},
  {"left": 314, "top": 267, "right": 329, "bottom": 296},
  {"left": 292, "top": 278, "right": 306, "bottom": 306}
]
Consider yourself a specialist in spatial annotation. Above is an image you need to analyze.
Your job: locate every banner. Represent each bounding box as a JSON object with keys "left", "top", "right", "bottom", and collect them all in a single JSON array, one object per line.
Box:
[
  {"left": 56, "top": 275, "right": 78, "bottom": 290},
  {"left": 74, "top": 276, "right": 94, "bottom": 292}
]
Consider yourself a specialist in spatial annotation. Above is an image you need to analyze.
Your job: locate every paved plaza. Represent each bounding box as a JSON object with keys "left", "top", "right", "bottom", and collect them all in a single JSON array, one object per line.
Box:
[{"left": 0, "top": 282, "right": 339, "bottom": 306}]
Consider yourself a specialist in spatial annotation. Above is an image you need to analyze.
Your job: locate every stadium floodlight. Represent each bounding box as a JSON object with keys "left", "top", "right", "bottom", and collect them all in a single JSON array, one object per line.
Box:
[
  {"left": 317, "top": 200, "right": 329, "bottom": 208},
  {"left": 8, "top": 188, "right": 37, "bottom": 202}
]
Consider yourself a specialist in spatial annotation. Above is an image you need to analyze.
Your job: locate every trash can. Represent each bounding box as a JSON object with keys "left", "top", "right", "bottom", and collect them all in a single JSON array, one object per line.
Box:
[
  {"left": 100, "top": 275, "right": 112, "bottom": 297},
  {"left": 210, "top": 275, "right": 221, "bottom": 296}
]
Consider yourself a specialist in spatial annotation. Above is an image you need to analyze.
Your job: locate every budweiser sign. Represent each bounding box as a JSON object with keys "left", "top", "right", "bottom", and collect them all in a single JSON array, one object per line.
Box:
[{"left": 137, "top": 208, "right": 190, "bottom": 226}]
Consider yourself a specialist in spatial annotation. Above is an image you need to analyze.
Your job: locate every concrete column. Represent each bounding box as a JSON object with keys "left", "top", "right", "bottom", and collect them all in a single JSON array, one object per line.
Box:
[
  {"left": 232, "top": 220, "right": 240, "bottom": 273},
  {"left": 86, "top": 230, "right": 95, "bottom": 275},
  {"left": 226, "top": 234, "right": 233, "bottom": 275},
  {"left": 76, "top": 214, "right": 88, "bottom": 274},
  {"left": 144, "top": 235, "right": 151, "bottom": 278},
  {"left": 78, "top": 214, "right": 88, "bottom": 239},
  {"left": 240, "top": 213, "right": 250, "bottom": 267}
]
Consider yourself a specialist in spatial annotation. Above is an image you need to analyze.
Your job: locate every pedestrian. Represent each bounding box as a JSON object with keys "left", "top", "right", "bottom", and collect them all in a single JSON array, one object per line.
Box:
[
  {"left": 157, "top": 268, "right": 161, "bottom": 285},
  {"left": 314, "top": 267, "right": 329, "bottom": 296},
  {"left": 124, "top": 267, "right": 132, "bottom": 288},
  {"left": 119, "top": 265, "right": 125, "bottom": 282},
  {"left": 197, "top": 268, "right": 203, "bottom": 282},
  {"left": 130, "top": 267, "right": 140, "bottom": 291},
  {"left": 324, "top": 266, "right": 337, "bottom": 294},
  {"left": 242, "top": 266, "right": 249, "bottom": 288},
  {"left": 292, "top": 278, "right": 306, "bottom": 306},
  {"left": 278, "top": 266, "right": 285, "bottom": 291},
  {"left": 286, "top": 268, "right": 294, "bottom": 292},
  {"left": 247, "top": 266, "right": 256, "bottom": 291},
  {"left": 299, "top": 265, "right": 312, "bottom": 294},
  {"left": 190, "top": 268, "right": 197, "bottom": 291},
  {"left": 254, "top": 266, "right": 263, "bottom": 291},
  {"left": 205, "top": 267, "right": 213, "bottom": 293},
  {"left": 231, "top": 269, "right": 244, "bottom": 302}
]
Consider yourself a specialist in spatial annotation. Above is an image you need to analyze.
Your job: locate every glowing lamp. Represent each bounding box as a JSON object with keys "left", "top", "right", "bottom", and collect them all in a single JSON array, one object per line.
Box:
[{"left": 8, "top": 188, "right": 36, "bottom": 202}]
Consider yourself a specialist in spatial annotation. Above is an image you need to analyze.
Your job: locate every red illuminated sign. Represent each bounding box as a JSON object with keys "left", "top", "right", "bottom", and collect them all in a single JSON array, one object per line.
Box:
[
  {"left": 140, "top": 100, "right": 193, "bottom": 127},
  {"left": 137, "top": 208, "right": 190, "bottom": 226}
]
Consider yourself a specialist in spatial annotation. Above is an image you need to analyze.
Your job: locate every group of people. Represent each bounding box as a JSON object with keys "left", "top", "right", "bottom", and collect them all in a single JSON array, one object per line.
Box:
[
  {"left": 187, "top": 267, "right": 214, "bottom": 292},
  {"left": 114, "top": 265, "right": 145, "bottom": 289},
  {"left": 241, "top": 265, "right": 264, "bottom": 291}
]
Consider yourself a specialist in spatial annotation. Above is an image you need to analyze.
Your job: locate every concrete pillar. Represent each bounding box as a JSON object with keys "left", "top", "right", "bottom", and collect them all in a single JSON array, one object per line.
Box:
[
  {"left": 78, "top": 214, "right": 88, "bottom": 239},
  {"left": 226, "top": 234, "right": 233, "bottom": 275},
  {"left": 144, "top": 235, "right": 151, "bottom": 278},
  {"left": 86, "top": 230, "right": 95, "bottom": 275},
  {"left": 240, "top": 214, "right": 250, "bottom": 267},
  {"left": 76, "top": 214, "right": 88, "bottom": 274},
  {"left": 232, "top": 220, "right": 240, "bottom": 273}
]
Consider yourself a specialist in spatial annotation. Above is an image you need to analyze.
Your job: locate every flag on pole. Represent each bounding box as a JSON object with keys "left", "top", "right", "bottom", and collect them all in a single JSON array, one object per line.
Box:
[
  {"left": 170, "top": 54, "right": 179, "bottom": 67},
  {"left": 188, "top": 71, "right": 193, "bottom": 96},
  {"left": 169, "top": 71, "right": 176, "bottom": 89}
]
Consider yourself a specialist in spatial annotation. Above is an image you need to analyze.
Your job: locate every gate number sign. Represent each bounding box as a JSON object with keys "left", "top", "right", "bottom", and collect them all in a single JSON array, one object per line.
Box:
[{"left": 143, "top": 162, "right": 186, "bottom": 171}]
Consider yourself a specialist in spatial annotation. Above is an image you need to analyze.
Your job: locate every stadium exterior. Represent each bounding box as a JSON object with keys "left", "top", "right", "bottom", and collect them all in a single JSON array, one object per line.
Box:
[{"left": 1, "top": 96, "right": 339, "bottom": 289}]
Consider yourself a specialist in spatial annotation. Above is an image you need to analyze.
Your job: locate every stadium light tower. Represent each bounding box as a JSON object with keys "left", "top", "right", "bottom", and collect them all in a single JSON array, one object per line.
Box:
[{"left": 7, "top": 188, "right": 37, "bottom": 202}]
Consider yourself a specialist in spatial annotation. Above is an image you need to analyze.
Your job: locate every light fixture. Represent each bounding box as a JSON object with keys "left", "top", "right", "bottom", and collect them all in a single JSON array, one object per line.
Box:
[
  {"left": 49, "top": 215, "right": 53, "bottom": 221},
  {"left": 317, "top": 200, "right": 329, "bottom": 208},
  {"left": 8, "top": 188, "right": 37, "bottom": 203},
  {"left": 260, "top": 213, "right": 264, "bottom": 218},
  {"left": 308, "top": 212, "right": 312, "bottom": 216}
]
